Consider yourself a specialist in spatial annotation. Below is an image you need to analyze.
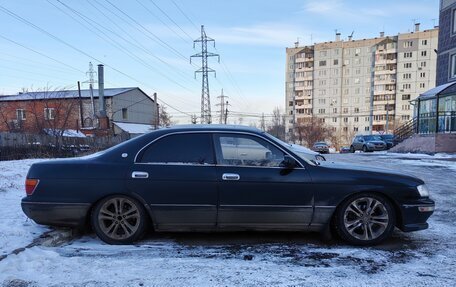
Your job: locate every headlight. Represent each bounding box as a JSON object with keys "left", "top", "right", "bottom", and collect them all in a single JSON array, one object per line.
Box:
[{"left": 417, "top": 184, "right": 429, "bottom": 197}]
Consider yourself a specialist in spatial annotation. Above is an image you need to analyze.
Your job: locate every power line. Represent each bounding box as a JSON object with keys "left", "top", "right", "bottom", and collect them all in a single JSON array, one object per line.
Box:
[
  {"left": 147, "top": 0, "right": 194, "bottom": 42},
  {"left": 0, "top": 33, "right": 84, "bottom": 74},
  {"left": 51, "top": 0, "right": 198, "bottom": 96},
  {"left": 0, "top": 4, "right": 197, "bottom": 117},
  {"left": 102, "top": 0, "right": 189, "bottom": 62},
  {"left": 170, "top": 0, "right": 200, "bottom": 32}
]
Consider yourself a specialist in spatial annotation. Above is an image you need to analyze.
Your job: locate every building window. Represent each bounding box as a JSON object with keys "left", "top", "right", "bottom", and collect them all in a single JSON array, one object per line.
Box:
[
  {"left": 44, "top": 108, "right": 55, "bottom": 120},
  {"left": 343, "top": 117, "right": 348, "bottom": 123},
  {"left": 420, "top": 72, "right": 426, "bottom": 78},
  {"left": 421, "top": 61, "right": 427, "bottom": 68},
  {"left": 421, "top": 51, "right": 427, "bottom": 57},
  {"left": 354, "top": 117, "right": 359, "bottom": 122},
  {"left": 453, "top": 9, "right": 456, "bottom": 34},
  {"left": 318, "top": 109, "right": 325, "bottom": 114},
  {"left": 403, "top": 41, "right": 413, "bottom": 48},
  {"left": 402, "top": 94, "right": 411, "bottom": 100},
  {"left": 420, "top": 83, "right": 426, "bottom": 88},
  {"left": 404, "top": 52, "right": 413, "bottom": 58},
  {"left": 365, "top": 126, "right": 370, "bottom": 131},
  {"left": 421, "top": 39, "right": 427, "bottom": 45},
  {"left": 121, "top": 108, "right": 128, "bottom": 119},
  {"left": 333, "top": 59, "right": 338, "bottom": 65},
  {"left": 16, "top": 109, "right": 26, "bottom": 121},
  {"left": 404, "top": 63, "right": 412, "bottom": 68},
  {"left": 343, "top": 108, "right": 349, "bottom": 114},
  {"left": 332, "top": 117, "right": 337, "bottom": 123},
  {"left": 403, "top": 73, "right": 411, "bottom": 79},
  {"left": 450, "top": 54, "right": 456, "bottom": 79},
  {"left": 319, "top": 60, "right": 326, "bottom": 66}
]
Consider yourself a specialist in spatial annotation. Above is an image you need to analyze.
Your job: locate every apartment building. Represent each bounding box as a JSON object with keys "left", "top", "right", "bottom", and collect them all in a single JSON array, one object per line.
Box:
[{"left": 285, "top": 25, "right": 438, "bottom": 146}]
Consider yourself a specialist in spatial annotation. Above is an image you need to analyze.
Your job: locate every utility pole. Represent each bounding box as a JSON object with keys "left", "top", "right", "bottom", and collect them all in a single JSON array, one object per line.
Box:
[
  {"left": 86, "top": 62, "right": 97, "bottom": 127},
  {"left": 216, "top": 89, "right": 228, "bottom": 124},
  {"left": 224, "top": 100, "right": 229, "bottom": 124},
  {"left": 191, "top": 25, "right": 220, "bottom": 124},
  {"left": 153, "top": 92, "right": 158, "bottom": 129},
  {"left": 77, "top": 81, "right": 83, "bottom": 129},
  {"left": 260, "top": 113, "right": 266, "bottom": 131}
]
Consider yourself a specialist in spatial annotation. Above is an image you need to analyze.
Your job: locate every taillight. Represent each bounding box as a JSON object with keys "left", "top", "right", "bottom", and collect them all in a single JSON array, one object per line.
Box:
[{"left": 25, "top": 179, "right": 39, "bottom": 195}]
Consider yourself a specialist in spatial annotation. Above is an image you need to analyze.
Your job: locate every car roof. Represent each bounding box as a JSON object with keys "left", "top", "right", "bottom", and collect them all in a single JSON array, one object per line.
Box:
[{"left": 161, "top": 124, "right": 263, "bottom": 133}]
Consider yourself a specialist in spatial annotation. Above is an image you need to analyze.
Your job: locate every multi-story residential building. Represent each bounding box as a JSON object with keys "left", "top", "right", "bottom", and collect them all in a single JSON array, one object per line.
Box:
[{"left": 285, "top": 25, "right": 438, "bottom": 146}]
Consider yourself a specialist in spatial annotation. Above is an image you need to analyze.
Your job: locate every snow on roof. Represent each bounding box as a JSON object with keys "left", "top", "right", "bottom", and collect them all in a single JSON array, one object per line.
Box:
[
  {"left": 0, "top": 87, "right": 139, "bottom": 102},
  {"left": 113, "top": 122, "right": 155, "bottom": 134},
  {"left": 43, "top": 128, "right": 86, "bottom": 138}
]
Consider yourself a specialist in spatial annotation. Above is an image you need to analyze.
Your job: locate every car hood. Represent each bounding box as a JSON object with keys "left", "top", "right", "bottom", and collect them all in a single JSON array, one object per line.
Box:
[
  {"left": 366, "top": 141, "right": 385, "bottom": 144},
  {"left": 317, "top": 161, "right": 423, "bottom": 185}
]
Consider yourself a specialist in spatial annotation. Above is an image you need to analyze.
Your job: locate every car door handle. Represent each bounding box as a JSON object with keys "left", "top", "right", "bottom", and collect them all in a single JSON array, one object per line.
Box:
[
  {"left": 132, "top": 171, "right": 149, "bottom": 179},
  {"left": 222, "top": 173, "right": 240, "bottom": 181}
]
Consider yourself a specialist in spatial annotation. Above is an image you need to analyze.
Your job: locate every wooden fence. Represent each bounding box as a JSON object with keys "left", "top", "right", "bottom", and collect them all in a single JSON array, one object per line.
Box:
[{"left": 0, "top": 132, "right": 130, "bottom": 161}]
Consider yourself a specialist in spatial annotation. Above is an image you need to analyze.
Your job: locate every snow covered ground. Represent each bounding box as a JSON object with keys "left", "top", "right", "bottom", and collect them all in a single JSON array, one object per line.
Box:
[{"left": 1, "top": 153, "right": 456, "bottom": 286}]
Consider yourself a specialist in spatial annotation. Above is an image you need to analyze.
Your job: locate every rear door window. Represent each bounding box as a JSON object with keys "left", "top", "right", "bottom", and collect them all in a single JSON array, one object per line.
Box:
[{"left": 139, "top": 133, "right": 214, "bottom": 165}]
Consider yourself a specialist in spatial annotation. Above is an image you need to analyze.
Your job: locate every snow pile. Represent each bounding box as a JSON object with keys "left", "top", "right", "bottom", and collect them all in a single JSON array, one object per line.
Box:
[{"left": 0, "top": 159, "right": 49, "bottom": 257}]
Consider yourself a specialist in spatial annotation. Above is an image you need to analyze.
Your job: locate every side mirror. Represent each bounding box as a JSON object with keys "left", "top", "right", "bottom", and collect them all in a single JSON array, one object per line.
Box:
[
  {"left": 316, "top": 155, "right": 326, "bottom": 161},
  {"left": 281, "top": 155, "right": 297, "bottom": 168}
]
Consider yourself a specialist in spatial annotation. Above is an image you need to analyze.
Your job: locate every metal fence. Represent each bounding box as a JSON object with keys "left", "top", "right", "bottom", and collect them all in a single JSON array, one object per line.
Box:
[{"left": 0, "top": 132, "right": 130, "bottom": 161}]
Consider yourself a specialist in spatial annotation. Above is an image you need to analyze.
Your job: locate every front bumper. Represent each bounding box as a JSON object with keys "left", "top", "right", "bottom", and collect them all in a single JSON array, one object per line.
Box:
[
  {"left": 21, "top": 198, "right": 90, "bottom": 228},
  {"left": 398, "top": 198, "right": 435, "bottom": 232},
  {"left": 366, "top": 145, "right": 387, "bottom": 151}
]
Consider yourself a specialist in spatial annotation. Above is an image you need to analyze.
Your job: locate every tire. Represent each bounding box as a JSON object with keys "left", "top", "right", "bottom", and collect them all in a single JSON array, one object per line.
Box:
[
  {"left": 91, "top": 195, "right": 147, "bottom": 245},
  {"left": 333, "top": 193, "right": 396, "bottom": 245},
  {"left": 350, "top": 146, "right": 355, "bottom": 153},
  {"left": 362, "top": 145, "right": 368, "bottom": 152}
]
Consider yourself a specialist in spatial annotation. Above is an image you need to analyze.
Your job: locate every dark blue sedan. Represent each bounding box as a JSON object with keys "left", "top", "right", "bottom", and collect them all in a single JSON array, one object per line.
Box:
[{"left": 22, "top": 125, "right": 434, "bottom": 245}]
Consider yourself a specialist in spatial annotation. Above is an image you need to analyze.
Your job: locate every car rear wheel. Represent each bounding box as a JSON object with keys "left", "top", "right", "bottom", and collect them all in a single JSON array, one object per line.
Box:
[
  {"left": 362, "top": 145, "right": 368, "bottom": 152},
  {"left": 91, "top": 195, "right": 147, "bottom": 244},
  {"left": 333, "top": 193, "right": 395, "bottom": 245}
]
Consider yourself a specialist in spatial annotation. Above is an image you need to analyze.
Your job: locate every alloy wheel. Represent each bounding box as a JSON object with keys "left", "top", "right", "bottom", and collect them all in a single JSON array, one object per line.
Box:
[
  {"left": 97, "top": 197, "right": 141, "bottom": 241},
  {"left": 343, "top": 197, "right": 389, "bottom": 241}
]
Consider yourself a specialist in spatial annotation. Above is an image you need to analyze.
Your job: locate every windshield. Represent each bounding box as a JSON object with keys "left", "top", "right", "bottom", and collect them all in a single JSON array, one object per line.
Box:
[
  {"left": 364, "top": 135, "right": 383, "bottom": 141},
  {"left": 380, "top": 135, "right": 394, "bottom": 140}
]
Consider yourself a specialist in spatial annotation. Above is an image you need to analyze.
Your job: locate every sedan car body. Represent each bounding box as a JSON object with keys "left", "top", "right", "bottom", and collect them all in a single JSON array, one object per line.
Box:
[
  {"left": 350, "top": 135, "right": 387, "bottom": 152},
  {"left": 312, "top": 142, "right": 330, "bottom": 154},
  {"left": 22, "top": 125, "right": 434, "bottom": 245}
]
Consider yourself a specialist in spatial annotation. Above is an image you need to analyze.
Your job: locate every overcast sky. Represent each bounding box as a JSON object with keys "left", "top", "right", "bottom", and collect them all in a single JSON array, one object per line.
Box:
[{"left": 0, "top": 0, "right": 438, "bottom": 124}]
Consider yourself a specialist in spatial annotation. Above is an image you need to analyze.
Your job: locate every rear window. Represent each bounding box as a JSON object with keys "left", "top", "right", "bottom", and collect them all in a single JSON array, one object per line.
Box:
[{"left": 139, "top": 133, "right": 214, "bottom": 165}]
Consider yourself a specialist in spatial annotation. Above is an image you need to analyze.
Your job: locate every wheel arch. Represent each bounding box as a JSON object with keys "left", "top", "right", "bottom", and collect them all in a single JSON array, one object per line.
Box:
[{"left": 330, "top": 190, "right": 403, "bottom": 229}]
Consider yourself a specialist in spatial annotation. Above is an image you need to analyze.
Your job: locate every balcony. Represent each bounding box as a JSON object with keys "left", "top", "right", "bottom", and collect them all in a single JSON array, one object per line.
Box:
[{"left": 374, "top": 69, "right": 396, "bottom": 75}]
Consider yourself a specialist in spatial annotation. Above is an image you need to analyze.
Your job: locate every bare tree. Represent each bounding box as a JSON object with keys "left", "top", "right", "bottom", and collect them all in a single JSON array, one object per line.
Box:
[
  {"left": 159, "top": 105, "right": 174, "bottom": 127},
  {"left": 267, "top": 107, "right": 286, "bottom": 140},
  {"left": 295, "top": 117, "right": 334, "bottom": 147}
]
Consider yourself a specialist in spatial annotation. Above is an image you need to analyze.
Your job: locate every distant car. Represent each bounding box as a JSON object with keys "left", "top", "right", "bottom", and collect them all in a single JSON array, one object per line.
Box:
[
  {"left": 22, "top": 125, "right": 434, "bottom": 246},
  {"left": 350, "top": 135, "right": 387, "bottom": 152},
  {"left": 379, "top": 134, "right": 395, "bottom": 149},
  {"left": 312, "top": 142, "right": 330, "bottom": 154},
  {"left": 339, "top": 146, "right": 351, "bottom": 153}
]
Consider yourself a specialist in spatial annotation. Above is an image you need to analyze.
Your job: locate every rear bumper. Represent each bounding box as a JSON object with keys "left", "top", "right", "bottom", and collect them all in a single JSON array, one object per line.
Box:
[
  {"left": 21, "top": 198, "right": 90, "bottom": 228},
  {"left": 398, "top": 198, "right": 435, "bottom": 232}
]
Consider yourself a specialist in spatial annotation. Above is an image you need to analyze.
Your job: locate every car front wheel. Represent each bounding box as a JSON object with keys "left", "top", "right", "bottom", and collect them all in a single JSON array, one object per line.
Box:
[
  {"left": 350, "top": 146, "right": 355, "bottom": 153},
  {"left": 333, "top": 193, "right": 395, "bottom": 245},
  {"left": 91, "top": 195, "right": 147, "bottom": 244}
]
